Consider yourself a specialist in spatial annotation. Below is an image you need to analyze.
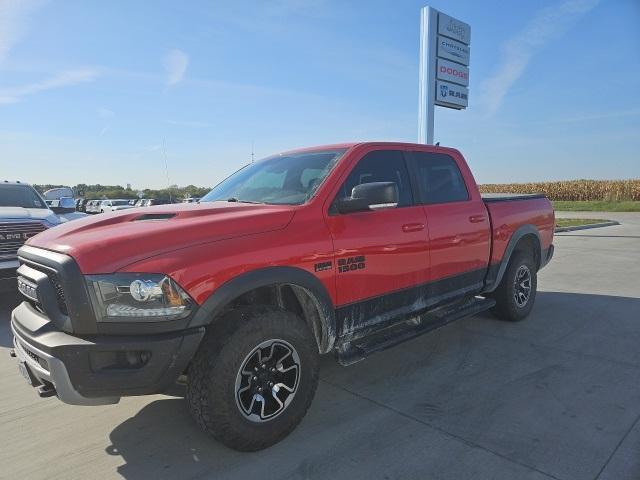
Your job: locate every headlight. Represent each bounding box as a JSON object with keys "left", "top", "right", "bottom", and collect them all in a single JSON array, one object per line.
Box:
[{"left": 85, "top": 273, "right": 193, "bottom": 322}]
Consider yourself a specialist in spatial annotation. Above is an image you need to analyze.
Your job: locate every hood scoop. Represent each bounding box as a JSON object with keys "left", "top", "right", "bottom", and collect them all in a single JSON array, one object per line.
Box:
[{"left": 133, "top": 213, "right": 176, "bottom": 221}]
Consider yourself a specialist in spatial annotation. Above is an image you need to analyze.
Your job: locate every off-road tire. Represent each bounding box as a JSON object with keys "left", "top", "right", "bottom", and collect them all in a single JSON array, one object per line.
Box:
[
  {"left": 490, "top": 250, "right": 537, "bottom": 321},
  {"left": 187, "top": 305, "right": 319, "bottom": 451}
]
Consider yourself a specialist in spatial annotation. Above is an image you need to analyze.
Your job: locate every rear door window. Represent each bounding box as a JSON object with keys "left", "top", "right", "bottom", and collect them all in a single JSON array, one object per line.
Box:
[{"left": 412, "top": 152, "right": 469, "bottom": 204}]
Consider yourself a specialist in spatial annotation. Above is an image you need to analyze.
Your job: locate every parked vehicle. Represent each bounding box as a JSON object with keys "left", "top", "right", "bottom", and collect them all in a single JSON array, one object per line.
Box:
[
  {"left": 78, "top": 199, "right": 90, "bottom": 213},
  {"left": 45, "top": 198, "right": 87, "bottom": 222},
  {"left": 136, "top": 198, "right": 170, "bottom": 207},
  {"left": 182, "top": 197, "right": 200, "bottom": 203},
  {"left": 0, "top": 182, "right": 85, "bottom": 290},
  {"left": 84, "top": 200, "right": 97, "bottom": 214},
  {"left": 98, "top": 199, "right": 134, "bottom": 213},
  {"left": 10, "top": 143, "right": 554, "bottom": 451},
  {"left": 43, "top": 187, "right": 74, "bottom": 202}
]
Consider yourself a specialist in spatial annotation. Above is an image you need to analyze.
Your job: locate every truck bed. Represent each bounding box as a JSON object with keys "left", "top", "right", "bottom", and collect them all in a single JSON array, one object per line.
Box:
[{"left": 481, "top": 193, "right": 546, "bottom": 203}]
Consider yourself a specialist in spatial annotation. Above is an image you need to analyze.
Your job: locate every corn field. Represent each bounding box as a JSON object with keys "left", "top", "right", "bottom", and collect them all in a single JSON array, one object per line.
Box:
[{"left": 479, "top": 179, "right": 640, "bottom": 202}]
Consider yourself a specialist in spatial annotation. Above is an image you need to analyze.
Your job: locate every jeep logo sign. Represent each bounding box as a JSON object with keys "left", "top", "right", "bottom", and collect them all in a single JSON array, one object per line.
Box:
[
  {"left": 437, "top": 12, "right": 470, "bottom": 45},
  {"left": 436, "top": 58, "right": 469, "bottom": 87}
]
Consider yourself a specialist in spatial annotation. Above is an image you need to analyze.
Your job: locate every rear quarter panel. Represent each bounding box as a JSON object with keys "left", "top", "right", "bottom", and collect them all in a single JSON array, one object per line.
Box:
[{"left": 486, "top": 197, "right": 555, "bottom": 266}]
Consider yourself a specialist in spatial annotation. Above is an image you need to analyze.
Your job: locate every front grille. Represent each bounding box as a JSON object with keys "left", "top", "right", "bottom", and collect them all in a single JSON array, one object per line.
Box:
[
  {"left": 45, "top": 270, "right": 68, "bottom": 315},
  {"left": 0, "top": 222, "right": 47, "bottom": 259},
  {"left": 18, "top": 261, "right": 69, "bottom": 317}
]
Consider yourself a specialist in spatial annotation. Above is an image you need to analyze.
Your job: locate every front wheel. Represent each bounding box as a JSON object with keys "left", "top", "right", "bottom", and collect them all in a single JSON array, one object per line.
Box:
[
  {"left": 187, "top": 306, "right": 319, "bottom": 451},
  {"left": 490, "top": 251, "right": 537, "bottom": 321}
]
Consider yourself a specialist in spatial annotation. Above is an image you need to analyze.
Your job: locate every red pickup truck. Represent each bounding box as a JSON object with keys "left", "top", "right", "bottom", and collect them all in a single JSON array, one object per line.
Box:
[{"left": 11, "top": 142, "right": 554, "bottom": 451}]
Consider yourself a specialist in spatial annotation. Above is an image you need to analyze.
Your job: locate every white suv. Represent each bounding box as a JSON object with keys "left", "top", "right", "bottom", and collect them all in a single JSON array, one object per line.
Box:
[{"left": 99, "top": 199, "right": 134, "bottom": 213}]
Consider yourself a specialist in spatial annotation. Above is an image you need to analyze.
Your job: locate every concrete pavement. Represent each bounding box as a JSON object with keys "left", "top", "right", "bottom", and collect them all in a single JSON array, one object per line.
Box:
[{"left": 0, "top": 212, "right": 638, "bottom": 480}]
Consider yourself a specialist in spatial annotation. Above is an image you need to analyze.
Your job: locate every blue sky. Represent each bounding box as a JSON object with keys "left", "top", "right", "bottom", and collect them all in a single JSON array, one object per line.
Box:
[{"left": 0, "top": 0, "right": 638, "bottom": 188}]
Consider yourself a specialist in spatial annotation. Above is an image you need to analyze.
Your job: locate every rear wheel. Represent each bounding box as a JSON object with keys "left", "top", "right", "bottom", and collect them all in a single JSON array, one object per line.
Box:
[
  {"left": 490, "top": 251, "right": 537, "bottom": 321},
  {"left": 187, "top": 306, "right": 319, "bottom": 451}
]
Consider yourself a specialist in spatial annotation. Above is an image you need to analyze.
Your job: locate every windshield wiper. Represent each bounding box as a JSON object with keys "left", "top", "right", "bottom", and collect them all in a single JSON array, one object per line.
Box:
[{"left": 226, "top": 198, "right": 264, "bottom": 204}]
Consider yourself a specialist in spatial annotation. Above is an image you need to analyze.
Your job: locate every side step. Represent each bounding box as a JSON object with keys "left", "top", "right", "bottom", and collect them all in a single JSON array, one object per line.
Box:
[{"left": 336, "top": 296, "right": 496, "bottom": 366}]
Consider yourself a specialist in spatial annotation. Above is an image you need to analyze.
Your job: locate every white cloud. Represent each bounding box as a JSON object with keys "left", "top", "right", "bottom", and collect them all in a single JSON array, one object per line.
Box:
[
  {"left": 98, "top": 107, "right": 115, "bottom": 118},
  {"left": 480, "top": 0, "right": 600, "bottom": 116},
  {"left": 0, "top": 0, "right": 44, "bottom": 64},
  {"left": 163, "top": 49, "right": 189, "bottom": 87},
  {"left": 0, "top": 68, "right": 101, "bottom": 104}
]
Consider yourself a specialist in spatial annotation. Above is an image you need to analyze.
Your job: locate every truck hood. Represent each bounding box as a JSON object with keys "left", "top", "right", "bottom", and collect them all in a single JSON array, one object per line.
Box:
[
  {"left": 0, "top": 207, "right": 60, "bottom": 225},
  {"left": 27, "top": 202, "right": 295, "bottom": 273}
]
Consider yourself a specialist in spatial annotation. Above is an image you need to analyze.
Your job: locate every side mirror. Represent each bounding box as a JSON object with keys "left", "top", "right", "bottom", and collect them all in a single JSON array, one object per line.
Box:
[
  {"left": 50, "top": 197, "right": 76, "bottom": 214},
  {"left": 334, "top": 182, "right": 399, "bottom": 214}
]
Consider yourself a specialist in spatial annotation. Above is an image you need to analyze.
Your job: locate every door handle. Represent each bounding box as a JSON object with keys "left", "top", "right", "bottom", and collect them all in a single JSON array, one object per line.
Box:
[
  {"left": 468, "top": 215, "right": 486, "bottom": 223},
  {"left": 402, "top": 223, "right": 425, "bottom": 233}
]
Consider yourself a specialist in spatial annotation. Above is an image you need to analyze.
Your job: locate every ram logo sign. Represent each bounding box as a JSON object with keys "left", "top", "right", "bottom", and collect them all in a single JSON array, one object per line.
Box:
[{"left": 436, "top": 80, "right": 468, "bottom": 109}]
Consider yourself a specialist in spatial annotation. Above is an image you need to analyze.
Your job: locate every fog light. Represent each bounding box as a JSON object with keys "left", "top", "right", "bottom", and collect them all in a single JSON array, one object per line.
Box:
[{"left": 90, "top": 350, "right": 152, "bottom": 371}]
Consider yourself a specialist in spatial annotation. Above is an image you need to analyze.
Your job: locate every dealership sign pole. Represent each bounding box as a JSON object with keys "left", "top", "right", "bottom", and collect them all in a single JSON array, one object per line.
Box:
[{"left": 418, "top": 6, "right": 470, "bottom": 144}]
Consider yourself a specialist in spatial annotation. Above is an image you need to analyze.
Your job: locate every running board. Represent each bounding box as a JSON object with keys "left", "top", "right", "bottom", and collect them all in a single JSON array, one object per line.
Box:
[{"left": 336, "top": 296, "right": 495, "bottom": 366}]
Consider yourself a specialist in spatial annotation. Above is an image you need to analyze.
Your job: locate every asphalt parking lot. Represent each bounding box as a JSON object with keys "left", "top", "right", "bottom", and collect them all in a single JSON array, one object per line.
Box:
[{"left": 1, "top": 212, "right": 639, "bottom": 480}]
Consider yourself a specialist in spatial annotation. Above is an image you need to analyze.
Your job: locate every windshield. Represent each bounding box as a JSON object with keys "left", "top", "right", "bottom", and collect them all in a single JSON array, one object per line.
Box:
[
  {"left": 201, "top": 149, "right": 346, "bottom": 205},
  {"left": 112, "top": 200, "right": 130, "bottom": 206},
  {"left": 0, "top": 185, "right": 47, "bottom": 209}
]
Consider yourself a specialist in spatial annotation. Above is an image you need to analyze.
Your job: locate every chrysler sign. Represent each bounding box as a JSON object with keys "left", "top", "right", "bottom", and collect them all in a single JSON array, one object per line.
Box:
[
  {"left": 437, "top": 58, "right": 469, "bottom": 86},
  {"left": 437, "top": 36, "right": 470, "bottom": 66}
]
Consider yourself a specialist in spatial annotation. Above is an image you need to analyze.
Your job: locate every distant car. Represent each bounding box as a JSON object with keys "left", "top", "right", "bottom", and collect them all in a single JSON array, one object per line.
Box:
[
  {"left": 88, "top": 200, "right": 102, "bottom": 214},
  {"left": 85, "top": 200, "right": 97, "bottom": 213},
  {"left": 99, "top": 199, "right": 134, "bottom": 213},
  {"left": 45, "top": 198, "right": 88, "bottom": 222},
  {"left": 182, "top": 197, "right": 200, "bottom": 203},
  {"left": 138, "top": 198, "right": 170, "bottom": 207},
  {"left": 148, "top": 199, "right": 169, "bottom": 206},
  {"left": 0, "top": 182, "right": 85, "bottom": 290},
  {"left": 134, "top": 199, "right": 146, "bottom": 207},
  {"left": 79, "top": 199, "right": 90, "bottom": 212}
]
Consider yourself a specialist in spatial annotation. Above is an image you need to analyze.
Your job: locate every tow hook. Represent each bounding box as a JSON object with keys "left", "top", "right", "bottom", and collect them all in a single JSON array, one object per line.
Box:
[
  {"left": 36, "top": 384, "right": 56, "bottom": 398},
  {"left": 9, "top": 348, "right": 16, "bottom": 358}
]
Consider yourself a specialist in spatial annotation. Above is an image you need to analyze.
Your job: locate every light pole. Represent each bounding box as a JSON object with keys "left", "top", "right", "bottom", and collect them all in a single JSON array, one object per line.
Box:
[{"left": 418, "top": 6, "right": 437, "bottom": 145}]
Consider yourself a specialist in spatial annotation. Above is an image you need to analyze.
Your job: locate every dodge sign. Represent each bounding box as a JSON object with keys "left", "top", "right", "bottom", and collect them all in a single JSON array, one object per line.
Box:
[{"left": 436, "top": 58, "right": 469, "bottom": 86}]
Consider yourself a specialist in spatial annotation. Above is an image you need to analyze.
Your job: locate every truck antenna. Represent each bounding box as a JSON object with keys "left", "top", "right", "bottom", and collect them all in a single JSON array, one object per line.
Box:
[{"left": 163, "top": 138, "right": 172, "bottom": 203}]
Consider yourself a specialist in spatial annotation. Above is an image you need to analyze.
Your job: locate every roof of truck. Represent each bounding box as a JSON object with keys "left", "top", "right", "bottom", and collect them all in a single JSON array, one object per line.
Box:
[
  {"left": 281, "top": 141, "right": 459, "bottom": 155},
  {"left": 1, "top": 180, "right": 32, "bottom": 186}
]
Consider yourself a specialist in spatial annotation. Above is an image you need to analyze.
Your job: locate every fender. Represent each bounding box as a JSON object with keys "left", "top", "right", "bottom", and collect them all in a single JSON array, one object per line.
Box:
[
  {"left": 483, "top": 224, "right": 542, "bottom": 293},
  {"left": 188, "top": 266, "right": 337, "bottom": 353}
]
